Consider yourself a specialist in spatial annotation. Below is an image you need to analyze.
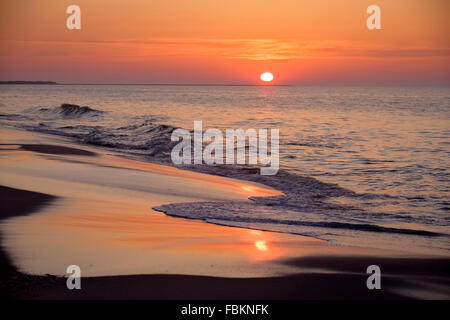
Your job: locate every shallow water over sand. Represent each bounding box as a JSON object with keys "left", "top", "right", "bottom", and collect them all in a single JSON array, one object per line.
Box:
[{"left": 0, "top": 129, "right": 323, "bottom": 277}]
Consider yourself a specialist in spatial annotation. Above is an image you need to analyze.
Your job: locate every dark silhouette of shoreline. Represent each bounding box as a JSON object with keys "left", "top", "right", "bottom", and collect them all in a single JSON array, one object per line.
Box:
[{"left": 0, "top": 81, "right": 57, "bottom": 85}]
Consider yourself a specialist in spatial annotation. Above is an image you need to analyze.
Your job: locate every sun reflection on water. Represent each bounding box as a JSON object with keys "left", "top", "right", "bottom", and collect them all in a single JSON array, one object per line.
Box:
[{"left": 254, "top": 240, "right": 268, "bottom": 251}]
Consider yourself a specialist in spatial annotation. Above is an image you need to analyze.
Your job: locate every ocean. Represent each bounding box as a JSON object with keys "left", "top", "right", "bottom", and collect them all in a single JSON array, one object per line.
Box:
[{"left": 0, "top": 84, "right": 449, "bottom": 254}]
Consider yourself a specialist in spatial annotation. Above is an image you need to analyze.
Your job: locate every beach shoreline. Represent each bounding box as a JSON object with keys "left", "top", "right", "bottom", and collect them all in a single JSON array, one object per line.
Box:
[{"left": 0, "top": 128, "right": 449, "bottom": 300}]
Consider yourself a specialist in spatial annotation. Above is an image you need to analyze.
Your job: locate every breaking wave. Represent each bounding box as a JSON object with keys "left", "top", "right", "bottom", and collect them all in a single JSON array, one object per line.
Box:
[
  {"left": 1, "top": 104, "right": 178, "bottom": 157},
  {"left": 153, "top": 167, "right": 445, "bottom": 244},
  {"left": 39, "top": 103, "right": 104, "bottom": 118}
]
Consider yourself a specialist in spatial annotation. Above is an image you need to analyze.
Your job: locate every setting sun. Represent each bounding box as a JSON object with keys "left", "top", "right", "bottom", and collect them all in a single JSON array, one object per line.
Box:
[{"left": 260, "top": 72, "right": 274, "bottom": 82}]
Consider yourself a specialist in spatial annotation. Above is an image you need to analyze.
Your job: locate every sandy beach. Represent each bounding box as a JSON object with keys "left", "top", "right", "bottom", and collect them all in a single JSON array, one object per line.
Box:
[{"left": 0, "top": 128, "right": 448, "bottom": 300}]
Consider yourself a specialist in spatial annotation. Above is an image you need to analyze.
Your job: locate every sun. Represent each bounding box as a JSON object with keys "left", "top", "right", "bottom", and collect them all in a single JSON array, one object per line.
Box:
[{"left": 260, "top": 72, "right": 274, "bottom": 82}]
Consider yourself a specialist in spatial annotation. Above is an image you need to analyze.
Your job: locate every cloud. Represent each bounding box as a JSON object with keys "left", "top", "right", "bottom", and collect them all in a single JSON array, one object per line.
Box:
[{"left": 1, "top": 38, "right": 449, "bottom": 61}]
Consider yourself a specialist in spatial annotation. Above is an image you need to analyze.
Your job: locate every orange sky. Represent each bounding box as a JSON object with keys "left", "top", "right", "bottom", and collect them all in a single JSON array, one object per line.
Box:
[{"left": 0, "top": 0, "right": 449, "bottom": 84}]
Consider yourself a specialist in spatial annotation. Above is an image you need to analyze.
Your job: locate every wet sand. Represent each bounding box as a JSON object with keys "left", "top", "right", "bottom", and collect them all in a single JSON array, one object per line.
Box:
[{"left": 0, "top": 128, "right": 449, "bottom": 299}]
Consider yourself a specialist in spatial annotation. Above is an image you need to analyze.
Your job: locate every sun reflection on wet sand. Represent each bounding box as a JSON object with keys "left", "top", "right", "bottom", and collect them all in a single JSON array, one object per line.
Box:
[{"left": 255, "top": 240, "right": 268, "bottom": 251}]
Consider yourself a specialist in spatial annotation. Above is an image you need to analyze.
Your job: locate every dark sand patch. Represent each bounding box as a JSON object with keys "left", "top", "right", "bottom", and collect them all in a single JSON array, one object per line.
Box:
[
  {"left": 20, "top": 144, "right": 96, "bottom": 156},
  {"left": 282, "top": 256, "right": 450, "bottom": 277},
  {"left": 0, "top": 144, "right": 96, "bottom": 156},
  {"left": 24, "top": 256, "right": 450, "bottom": 300},
  {"left": 25, "top": 273, "right": 409, "bottom": 300},
  {"left": 0, "top": 186, "right": 57, "bottom": 220},
  {"left": 0, "top": 186, "right": 58, "bottom": 299}
]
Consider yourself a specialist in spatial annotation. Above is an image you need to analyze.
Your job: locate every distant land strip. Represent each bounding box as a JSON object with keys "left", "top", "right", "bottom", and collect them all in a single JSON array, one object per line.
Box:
[{"left": 0, "top": 81, "right": 57, "bottom": 85}]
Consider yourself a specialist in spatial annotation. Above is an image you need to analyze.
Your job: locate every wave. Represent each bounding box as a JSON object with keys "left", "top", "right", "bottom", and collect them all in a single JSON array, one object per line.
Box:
[
  {"left": 153, "top": 201, "right": 441, "bottom": 237},
  {"left": 0, "top": 112, "right": 29, "bottom": 121},
  {"left": 150, "top": 163, "right": 447, "bottom": 247},
  {"left": 24, "top": 121, "right": 178, "bottom": 157},
  {"left": 39, "top": 103, "right": 104, "bottom": 118},
  {"left": 0, "top": 105, "right": 178, "bottom": 157}
]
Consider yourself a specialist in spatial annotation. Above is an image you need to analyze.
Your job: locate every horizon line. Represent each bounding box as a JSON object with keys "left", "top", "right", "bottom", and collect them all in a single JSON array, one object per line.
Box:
[{"left": 1, "top": 81, "right": 449, "bottom": 87}]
